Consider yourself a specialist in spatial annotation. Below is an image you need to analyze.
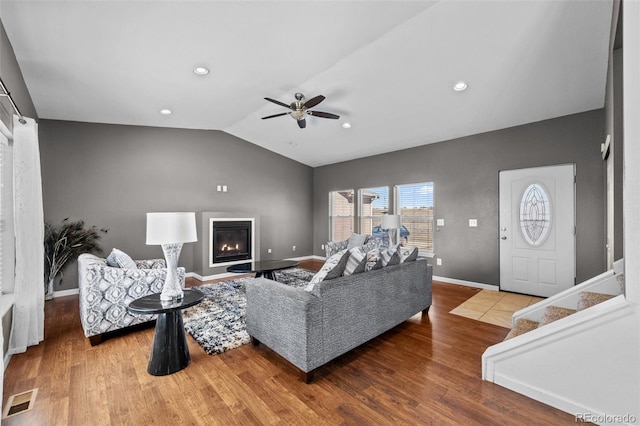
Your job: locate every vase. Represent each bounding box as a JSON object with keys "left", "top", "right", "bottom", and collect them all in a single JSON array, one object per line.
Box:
[{"left": 45, "top": 277, "right": 56, "bottom": 301}]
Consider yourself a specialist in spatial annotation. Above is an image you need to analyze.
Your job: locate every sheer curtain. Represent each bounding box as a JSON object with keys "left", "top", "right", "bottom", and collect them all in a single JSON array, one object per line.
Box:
[{"left": 9, "top": 115, "right": 44, "bottom": 353}]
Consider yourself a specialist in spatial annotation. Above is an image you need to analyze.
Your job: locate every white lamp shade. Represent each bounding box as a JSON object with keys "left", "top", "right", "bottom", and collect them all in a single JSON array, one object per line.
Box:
[
  {"left": 146, "top": 212, "right": 197, "bottom": 245},
  {"left": 381, "top": 214, "right": 401, "bottom": 229}
]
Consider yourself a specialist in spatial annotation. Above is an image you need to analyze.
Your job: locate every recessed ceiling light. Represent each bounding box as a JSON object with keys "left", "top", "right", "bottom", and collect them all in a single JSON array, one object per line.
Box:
[
  {"left": 342, "top": 122, "right": 352, "bottom": 129},
  {"left": 160, "top": 109, "right": 172, "bottom": 115},
  {"left": 193, "top": 67, "right": 209, "bottom": 75},
  {"left": 453, "top": 81, "right": 468, "bottom": 92}
]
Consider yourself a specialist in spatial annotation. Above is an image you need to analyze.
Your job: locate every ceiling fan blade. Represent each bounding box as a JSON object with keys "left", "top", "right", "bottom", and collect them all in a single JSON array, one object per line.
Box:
[
  {"left": 302, "top": 95, "right": 325, "bottom": 109},
  {"left": 309, "top": 111, "right": 340, "bottom": 119},
  {"left": 297, "top": 118, "right": 307, "bottom": 129},
  {"left": 261, "top": 112, "right": 290, "bottom": 120},
  {"left": 264, "top": 97, "right": 292, "bottom": 109}
]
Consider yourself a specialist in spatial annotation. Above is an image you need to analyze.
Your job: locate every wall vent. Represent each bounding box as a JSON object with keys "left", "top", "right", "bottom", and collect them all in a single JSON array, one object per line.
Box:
[{"left": 2, "top": 388, "right": 38, "bottom": 419}]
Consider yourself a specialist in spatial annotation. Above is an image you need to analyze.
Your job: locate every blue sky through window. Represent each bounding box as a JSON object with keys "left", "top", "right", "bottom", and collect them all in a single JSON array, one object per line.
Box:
[{"left": 398, "top": 183, "right": 434, "bottom": 208}]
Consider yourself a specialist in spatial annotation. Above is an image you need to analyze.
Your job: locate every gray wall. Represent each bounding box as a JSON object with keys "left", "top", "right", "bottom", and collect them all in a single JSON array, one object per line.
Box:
[
  {"left": 39, "top": 120, "right": 314, "bottom": 290},
  {"left": 313, "top": 110, "right": 606, "bottom": 287}
]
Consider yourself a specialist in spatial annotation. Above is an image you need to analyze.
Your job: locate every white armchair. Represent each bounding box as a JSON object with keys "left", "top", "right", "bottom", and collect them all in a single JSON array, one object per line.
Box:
[{"left": 77, "top": 253, "right": 185, "bottom": 345}]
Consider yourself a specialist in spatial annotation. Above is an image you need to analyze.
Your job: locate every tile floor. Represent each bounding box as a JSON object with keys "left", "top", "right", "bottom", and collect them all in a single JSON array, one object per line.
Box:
[{"left": 449, "top": 289, "right": 544, "bottom": 328}]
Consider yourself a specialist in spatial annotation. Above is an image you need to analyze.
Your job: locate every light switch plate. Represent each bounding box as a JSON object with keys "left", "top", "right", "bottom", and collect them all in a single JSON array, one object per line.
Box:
[
  {"left": 436, "top": 218, "right": 445, "bottom": 226},
  {"left": 469, "top": 219, "right": 478, "bottom": 227}
]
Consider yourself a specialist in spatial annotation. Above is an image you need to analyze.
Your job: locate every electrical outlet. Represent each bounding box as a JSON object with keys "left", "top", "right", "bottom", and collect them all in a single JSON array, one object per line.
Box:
[
  {"left": 267, "top": 248, "right": 272, "bottom": 254},
  {"left": 292, "top": 245, "right": 296, "bottom": 251},
  {"left": 436, "top": 218, "right": 444, "bottom": 226},
  {"left": 222, "top": 185, "right": 228, "bottom": 192},
  {"left": 216, "top": 185, "right": 222, "bottom": 192},
  {"left": 436, "top": 258, "right": 442, "bottom": 266},
  {"left": 321, "top": 244, "right": 325, "bottom": 250}
]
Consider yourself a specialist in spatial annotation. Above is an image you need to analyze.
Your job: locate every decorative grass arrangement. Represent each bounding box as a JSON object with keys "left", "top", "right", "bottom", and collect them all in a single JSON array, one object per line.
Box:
[{"left": 44, "top": 218, "right": 108, "bottom": 299}]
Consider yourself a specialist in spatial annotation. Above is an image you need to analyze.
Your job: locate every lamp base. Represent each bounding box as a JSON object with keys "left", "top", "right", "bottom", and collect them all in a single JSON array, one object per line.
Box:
[{"left": 160, "top": 243, "right": 184, "bottom": 302}]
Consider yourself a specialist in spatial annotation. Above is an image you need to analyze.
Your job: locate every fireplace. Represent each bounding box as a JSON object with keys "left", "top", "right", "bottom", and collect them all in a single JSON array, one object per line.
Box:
[{"left": 209, "top": 219, "right": 254, "bottom": 266}]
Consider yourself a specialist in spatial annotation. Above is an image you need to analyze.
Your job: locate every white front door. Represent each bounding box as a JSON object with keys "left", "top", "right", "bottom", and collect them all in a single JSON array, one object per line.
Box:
[{"left": 499, "top": 164, "right": 576, "bottom": 297}]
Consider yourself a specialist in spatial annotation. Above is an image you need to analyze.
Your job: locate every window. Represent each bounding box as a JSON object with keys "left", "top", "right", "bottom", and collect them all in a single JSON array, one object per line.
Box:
[
  {"left": 396, "top": 182, "right": 434, "bottom": 253},
  {"left": 359, "top": 186, "right": 389, "bottom": 236},
  {"left": 329, "top": 190, "right": 354, "bottom": 241},
  {"left": 519, "top": 183, "right": 551, "bottom": 247}
]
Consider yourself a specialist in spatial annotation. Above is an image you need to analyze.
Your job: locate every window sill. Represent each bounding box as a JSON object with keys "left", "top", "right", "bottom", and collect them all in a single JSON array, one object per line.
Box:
[{"left": 1, "top": 293, "right": 14, "bottom": 318}]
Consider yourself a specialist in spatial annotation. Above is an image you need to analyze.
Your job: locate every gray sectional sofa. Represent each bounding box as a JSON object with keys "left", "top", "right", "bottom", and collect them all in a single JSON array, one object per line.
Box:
[{"left": 245, "top": 258, "right": 432, "bottom": 382}]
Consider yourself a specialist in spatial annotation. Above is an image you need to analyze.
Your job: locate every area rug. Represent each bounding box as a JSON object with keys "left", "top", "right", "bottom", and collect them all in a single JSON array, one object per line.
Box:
[{"left": 182, "top": 268, "right": 315, "bottom": 355}]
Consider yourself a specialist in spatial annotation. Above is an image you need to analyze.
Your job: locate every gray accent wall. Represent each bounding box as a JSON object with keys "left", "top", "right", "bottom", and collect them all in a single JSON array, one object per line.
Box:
[
  {"left": 39, "top": 120, "right": 313, "bottom": 291},
  {"left": 313, "top": 110, "right": 606, "bottom": 287}
]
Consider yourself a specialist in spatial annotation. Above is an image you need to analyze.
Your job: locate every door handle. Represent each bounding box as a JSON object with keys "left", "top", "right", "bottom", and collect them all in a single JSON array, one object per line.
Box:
[{"left": 501, "top": 236, "right": 507, "bottom": 240}]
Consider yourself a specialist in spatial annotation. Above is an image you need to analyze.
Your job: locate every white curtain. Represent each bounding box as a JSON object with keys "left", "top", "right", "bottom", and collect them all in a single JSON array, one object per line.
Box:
[{"left": 9, "top": 115, "right": 44, "bottom": 353}]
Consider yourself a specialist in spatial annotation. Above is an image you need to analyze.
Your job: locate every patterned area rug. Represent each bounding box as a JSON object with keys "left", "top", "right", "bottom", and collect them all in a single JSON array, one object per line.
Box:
[{"left": 182, "top": 268, "right": 315, "bottom": 355}]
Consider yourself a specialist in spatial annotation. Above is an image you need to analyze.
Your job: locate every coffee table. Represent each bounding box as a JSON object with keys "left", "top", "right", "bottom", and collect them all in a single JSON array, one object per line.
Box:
[
  {"left": 128, "top": 289, "right": 203, "bottom": 376},
  {"left": 226, "top": 259, "right": 299, "bottom": 281}
]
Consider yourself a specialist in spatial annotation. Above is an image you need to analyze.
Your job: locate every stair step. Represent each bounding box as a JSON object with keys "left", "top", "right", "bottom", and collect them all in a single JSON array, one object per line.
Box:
[
  {"left": 577, "top": 291, "right": 615, "bottom": 311},
  {"left": 538, "top": 306, "right": 576, "bottom": 327},
  {"left": 504, "top": 318, "right": 540, "bottom": 341}
]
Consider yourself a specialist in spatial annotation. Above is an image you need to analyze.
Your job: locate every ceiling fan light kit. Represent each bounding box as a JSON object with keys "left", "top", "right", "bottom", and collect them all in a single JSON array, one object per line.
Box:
[{"left": 262, "top": 92, "right": 340, "bottom": 129}]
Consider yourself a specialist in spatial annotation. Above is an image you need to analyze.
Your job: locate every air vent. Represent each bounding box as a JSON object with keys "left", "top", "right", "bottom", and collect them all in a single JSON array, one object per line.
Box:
[{"left": 2, "top": 388, "right": 38, "bottom": 419}]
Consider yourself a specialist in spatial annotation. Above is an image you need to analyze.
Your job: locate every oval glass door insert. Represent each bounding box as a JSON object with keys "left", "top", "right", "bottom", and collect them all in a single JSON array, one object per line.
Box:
[{"left": 519, "top": 183, "right": 551, "bottom": 246}]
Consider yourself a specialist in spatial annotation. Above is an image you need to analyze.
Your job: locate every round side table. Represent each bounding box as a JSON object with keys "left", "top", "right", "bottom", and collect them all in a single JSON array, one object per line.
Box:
[{"left": 128, "top": 289, "right": 204, "bottom": 376}]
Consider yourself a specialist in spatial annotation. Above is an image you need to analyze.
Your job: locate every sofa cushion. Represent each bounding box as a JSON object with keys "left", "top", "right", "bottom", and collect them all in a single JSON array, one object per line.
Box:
[
  {"left": 106, "top": 248, "right": 137, "bottom": 269},
  {"left": 343, "top": 246, "right": 369, "bottom": 276},
  {"left": 346, "top": 233, "right": 368, "bottom": 250},
  {"left": 380, "top": 245, "right": 401, "bottom": 267},
  {"left": 305, "top": 249, "right": 350, "bottom": 291},
  {"left": 364, "top": 248, "right": 383, "bottom": 271},
  {"left": 325, "top": 239, "right": 349, "bottom": 258},
  {"left": 399, "top": 246, "right": 419, "bottom": 263}
]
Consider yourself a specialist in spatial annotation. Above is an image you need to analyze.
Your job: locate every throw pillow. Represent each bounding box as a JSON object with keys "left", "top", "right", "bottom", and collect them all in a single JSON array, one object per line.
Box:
[
  {"left": 399, "top": 246, "right": 419, "bottom": 263},
  {"left": 305, "top": 249, "right": 350, "bottom": 291},
  {"left": 106, "top": 248, "right": 138, "bottom": 269},
  {"left": 380, "top": 244, "right": 401, "bottom": 267},
  {"left": 364, "top": 248, "right": 383, "bottom": 271},
  {"left": 346, "top": 233, "right": 368, "bottom": 250},
  {"left": 325, "top": 239, "right": 348, "bottom": 258},
  {"left": 343, "top": 245, "right": 369, "bottom": 276}
]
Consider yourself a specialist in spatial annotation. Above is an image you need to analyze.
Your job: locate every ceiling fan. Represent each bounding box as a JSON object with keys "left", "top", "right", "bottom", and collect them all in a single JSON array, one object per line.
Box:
[{"left": 262, "top": 93, "right": 340, "bottom": 129}]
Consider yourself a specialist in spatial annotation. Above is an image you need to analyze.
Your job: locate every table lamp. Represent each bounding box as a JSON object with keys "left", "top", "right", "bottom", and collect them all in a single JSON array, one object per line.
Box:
[
  {"left": 381, "top": 214, "right": 401, "bottom": 246},
  {"left": 146, "top": 212, "right": 197, "bottom": 301}
]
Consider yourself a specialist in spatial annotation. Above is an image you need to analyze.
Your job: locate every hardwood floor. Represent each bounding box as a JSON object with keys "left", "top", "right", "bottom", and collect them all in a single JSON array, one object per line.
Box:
[{"left": 3, "top": 260, "right": 577, "bottom": 425}]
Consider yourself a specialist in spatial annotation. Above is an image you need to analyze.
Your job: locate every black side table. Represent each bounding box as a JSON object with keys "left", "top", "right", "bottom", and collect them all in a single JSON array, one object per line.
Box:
[{"left": 128, "top": 289, "right": 204, "bottom": 376}]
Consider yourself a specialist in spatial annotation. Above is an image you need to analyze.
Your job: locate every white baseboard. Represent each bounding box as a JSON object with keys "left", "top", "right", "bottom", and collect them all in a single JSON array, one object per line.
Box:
[
  {"left": 53, "top": 288, "right": 79, "bottom": 298},
  {"left": 433, "top": 275, "right": 499, "bottom": 291}
]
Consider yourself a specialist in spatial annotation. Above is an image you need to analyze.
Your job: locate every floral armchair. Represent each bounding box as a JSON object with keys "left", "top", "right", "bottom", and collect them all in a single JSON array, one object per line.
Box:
[{"left": 77, "top": 253, "right": 185, "bottom": 345}]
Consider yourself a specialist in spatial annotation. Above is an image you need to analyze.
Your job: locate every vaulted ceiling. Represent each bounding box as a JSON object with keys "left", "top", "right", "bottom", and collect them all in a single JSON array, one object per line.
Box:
[{"left": 0, "top": 1, "right": 613, "bottom": 167}]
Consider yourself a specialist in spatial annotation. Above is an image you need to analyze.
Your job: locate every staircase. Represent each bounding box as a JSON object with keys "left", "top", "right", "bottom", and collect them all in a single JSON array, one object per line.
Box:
[
  {"left": 482, "top": 259, "right": 639, "bottom": 420},
  {"left": 503, "top": 291, "right": 615, "bottom": 341}
]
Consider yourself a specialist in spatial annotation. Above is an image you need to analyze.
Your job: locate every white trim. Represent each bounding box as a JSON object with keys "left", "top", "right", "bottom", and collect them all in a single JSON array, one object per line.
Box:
[
  {"left": 52, "top": 288, "right": 79, "bottom": 298},
  {"left": 492, "top": 373, "right": 594, "bottom": 420},
  {"left": 3, "top": 351, "right": 11, "bottom": 369},
  {"left": 208, "top": 217, "right": 255, "bottom": 268},
  {"left": 0, "top": 293, "right": 14, "bottom": 318},
  {"left": 433, "top": 275, "right": 498, "bottom": 291}
]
